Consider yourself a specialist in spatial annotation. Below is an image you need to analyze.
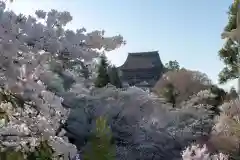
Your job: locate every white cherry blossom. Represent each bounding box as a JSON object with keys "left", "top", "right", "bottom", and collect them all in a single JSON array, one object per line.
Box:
[{"left": 0, "top": 1, "right": 124, "bottom": 159}]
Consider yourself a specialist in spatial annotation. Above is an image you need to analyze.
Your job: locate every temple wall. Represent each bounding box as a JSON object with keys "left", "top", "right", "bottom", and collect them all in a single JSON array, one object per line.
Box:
[
  {"left": 118, "top": 51, "right": 165, "bottom": 88},
  {"left": 120, "top": 67, "right": 163, "bottom": 87}
]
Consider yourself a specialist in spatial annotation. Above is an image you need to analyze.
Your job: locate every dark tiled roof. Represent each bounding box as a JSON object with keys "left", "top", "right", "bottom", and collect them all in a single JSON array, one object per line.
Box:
[{"left": 119, "top": 51, "right": 164, "bottom": 70}]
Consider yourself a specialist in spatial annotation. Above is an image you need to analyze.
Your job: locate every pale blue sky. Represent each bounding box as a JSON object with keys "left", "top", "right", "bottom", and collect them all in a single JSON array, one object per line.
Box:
[{"left": 7, "top": 0, "right": 235, "bottom": 90}]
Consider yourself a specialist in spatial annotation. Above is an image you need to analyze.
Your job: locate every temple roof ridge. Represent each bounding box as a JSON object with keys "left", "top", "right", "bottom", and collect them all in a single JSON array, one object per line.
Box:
[
  {"left": 119, "top": 50, "right": 163, "bottom": 70},
  {"left": 128, "top": 50, "right": 159, "bottom": 56}
]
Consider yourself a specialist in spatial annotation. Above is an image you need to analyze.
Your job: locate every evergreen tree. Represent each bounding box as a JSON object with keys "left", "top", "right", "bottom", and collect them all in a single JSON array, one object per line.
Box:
[
  {"left": 165, "top": 60, "right": 180, "bottom": 71},
  {"left": 83, "top": 116, "right": 115, "bottom": 160},
  {"left": 108, "top": 66, "right": 122, "bottom": 88},
  {"left": 218, "top": 0, "right": 239, "bottom": 84},
  {"left": 229, "top": 86, "right": 238, "bottom": 99},
  {"left": 94, "top": 55, "right": 110, "bottom": 88},
  {"left": 209, "top": 85, "right": 227, "bottom": 115}
]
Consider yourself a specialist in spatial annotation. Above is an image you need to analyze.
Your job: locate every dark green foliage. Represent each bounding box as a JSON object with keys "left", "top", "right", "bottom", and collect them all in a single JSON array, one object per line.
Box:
[
  {"left": 209, "top": 85, "right": 227, "bottom": 114},
  {"left": 27, "top": 140, "right": 54, "bottom": 160},
  {"left": 226, "top": 86, "right": 239, "bottom": 100},
  {"left": 94, "top": 55, "right": 110, "bottom": 88},
  {"left": 210, "top": 85, "right": 226, "bottom": 103},
  {"left": 83, "top": 116, "right": 115, "bottom": 160},
  {"left": 218, "top": 0, "right": 240, "bottom": 84},
  {"left": 0, "top": 90, "right": 25, "bottom": 109},
  {"left": 165, "top": 60, "right": 180, "bottom": 71},
  {"left": 108, "top": 66, "right": 122, "bottom": 88},
  {"left": 94, "top": 55, "right": 123, "bottom": 88},
  {"left": 161, "top": 83, "right": 179, "bottom": 107},
  {"left": 0, "top": 140, "right": 55, "bottom": 160},
  {"left": 0, "top": 150, "right": 25, "bottom": 160},
  {"left": 79, "top": 62, "right": 90, "bottom": 79}
]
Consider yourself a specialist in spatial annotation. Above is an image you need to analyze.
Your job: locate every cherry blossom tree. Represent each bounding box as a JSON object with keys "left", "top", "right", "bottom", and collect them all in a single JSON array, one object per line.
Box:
[
  {"left": 63, "top": 84, "right": 215, "bottom": 160},
  {"left": 182, "top": 144, "right": 229, "bottom": 160},
  {"left": 154, "top": 68, "right": 212, "bottom": 106},
  {"left": 0, "top": 1, "right": 124, "bottom": 159},
  {"left": 0, "top": 1, "right": 228, "bottom": 160}
]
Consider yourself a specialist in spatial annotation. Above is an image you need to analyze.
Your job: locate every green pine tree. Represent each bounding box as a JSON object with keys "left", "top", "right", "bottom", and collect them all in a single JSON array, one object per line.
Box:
[
  {"left": 109, "top": 66, "right": 122, "bottom": 88},
  {"left": 94, "top": 55, "right": 110, "bottom": 88},
  {"left": 83, "top": 116, "right": 115, "bottom": 160},
  {"left": 229, "top": 86, "right": 238, "bottom": 99},
  {"left": 165, "top": 60, "right": 180, "bottom": 71},
  {"left": 218, "top": 0, "right": 239, "bottom": 84}
]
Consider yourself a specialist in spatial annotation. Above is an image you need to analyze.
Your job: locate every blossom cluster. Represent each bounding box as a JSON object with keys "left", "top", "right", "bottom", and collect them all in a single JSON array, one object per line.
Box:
[
  {"left": 0, "top": 0, "right": 124, "bottom": 159},
  {"left": 182, "top": 144, "right": 228, "bottom": 160},
  {"left": 0, "top": 0, "right": 237, "bottom": 159}
]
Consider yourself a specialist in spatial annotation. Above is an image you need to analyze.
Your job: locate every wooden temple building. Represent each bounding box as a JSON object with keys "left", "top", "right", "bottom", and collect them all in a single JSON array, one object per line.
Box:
[{"left": 118, "top": 51, "right": 165, "bottom": 88}]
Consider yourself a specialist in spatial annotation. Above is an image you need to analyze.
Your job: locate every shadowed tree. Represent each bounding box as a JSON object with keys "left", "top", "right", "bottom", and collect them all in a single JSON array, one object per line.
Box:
[
  {"left": 209, "top": 85, "right": 227, "bottom": 114},
  {"left": 94, "top": 55, "right": 110, "bottom": 88},
  {"left": 228, "top": 86, "right": 238, "bottom": 100},
  {"left": 108, "top": 65, "right": 122, "bottom": 88},
  {"left": 161, "top": 83, "right": 179, "bottom": 107},
  {"left": 165, "top": 60, "right": 180, "bottom": 71}
]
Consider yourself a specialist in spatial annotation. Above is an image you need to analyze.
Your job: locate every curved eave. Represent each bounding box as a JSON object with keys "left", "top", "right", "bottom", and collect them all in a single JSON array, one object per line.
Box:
[{"left": 118, "top": 50, "right": 163, "bottom": 70}]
